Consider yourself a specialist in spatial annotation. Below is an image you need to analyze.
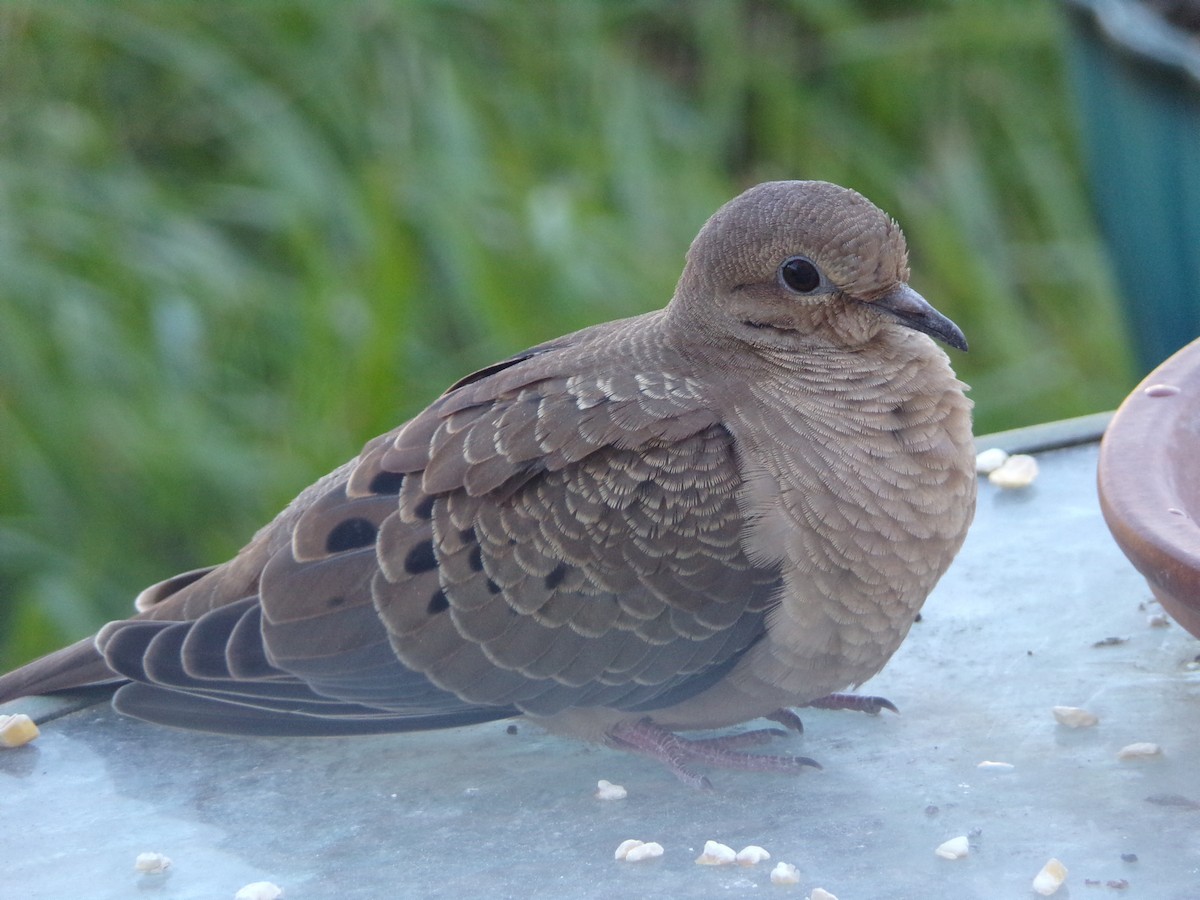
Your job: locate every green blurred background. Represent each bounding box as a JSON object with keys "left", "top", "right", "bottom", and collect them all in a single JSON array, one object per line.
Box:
[{"left": 0, "top": 0, "right": 1137, "bottom": 669}]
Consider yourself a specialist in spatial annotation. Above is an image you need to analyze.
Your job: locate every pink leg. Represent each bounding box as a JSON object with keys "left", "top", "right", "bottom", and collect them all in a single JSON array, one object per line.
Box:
[
  {"left": 607, "top": 718, "right": 820, "bottom": 788},
  {"left": 606, "top": 720, "right": 712, "bottom": 788},
  {"left": 685, "top": 727, "right": 789, "bottom": 750}
]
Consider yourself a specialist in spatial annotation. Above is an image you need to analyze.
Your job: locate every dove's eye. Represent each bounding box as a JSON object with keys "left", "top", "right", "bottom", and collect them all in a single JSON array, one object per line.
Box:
[{"left": 779, "top": 256, "right": 821, "bottom": 294}]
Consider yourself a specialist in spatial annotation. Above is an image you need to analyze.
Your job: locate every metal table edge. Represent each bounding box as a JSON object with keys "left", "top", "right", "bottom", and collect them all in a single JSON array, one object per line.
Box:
[{"left": 975, "top": 410, "right": 1112, "bottom": 455}]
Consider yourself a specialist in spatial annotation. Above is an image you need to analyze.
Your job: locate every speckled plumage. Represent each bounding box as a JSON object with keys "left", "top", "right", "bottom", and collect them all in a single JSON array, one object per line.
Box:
[{"left": 0, "top": 181, "right": 976, "bottom": 781}]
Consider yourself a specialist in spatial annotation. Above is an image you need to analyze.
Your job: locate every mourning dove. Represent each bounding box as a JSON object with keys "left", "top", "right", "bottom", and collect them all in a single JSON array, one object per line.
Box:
[{"left": 0, "top": 181, "right": 975, "bottom": 786}]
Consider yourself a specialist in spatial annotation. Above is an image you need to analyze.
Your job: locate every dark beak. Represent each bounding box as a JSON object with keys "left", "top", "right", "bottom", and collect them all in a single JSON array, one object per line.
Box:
[{"left": 872, "top": 284, "right": 968, "bottom": 352}]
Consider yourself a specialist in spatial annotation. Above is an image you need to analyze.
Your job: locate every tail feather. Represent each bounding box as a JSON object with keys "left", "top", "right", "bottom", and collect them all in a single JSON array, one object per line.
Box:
[{"left": 0, "top": 636, "right": 121, "bottom": 704}]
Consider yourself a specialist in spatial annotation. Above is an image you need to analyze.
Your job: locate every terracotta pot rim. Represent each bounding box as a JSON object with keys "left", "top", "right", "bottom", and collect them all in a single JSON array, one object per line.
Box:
[{"left": 1098, "top": 337, "right": 1200, "bottom": 637}]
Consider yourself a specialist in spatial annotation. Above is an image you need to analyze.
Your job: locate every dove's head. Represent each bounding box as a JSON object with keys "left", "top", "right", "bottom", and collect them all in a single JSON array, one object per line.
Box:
[{"left": 672, "top": 180, "right": 966, "bottom": 354}]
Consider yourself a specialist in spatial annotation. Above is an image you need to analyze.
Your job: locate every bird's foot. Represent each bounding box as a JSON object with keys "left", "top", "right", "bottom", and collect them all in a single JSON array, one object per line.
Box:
[
  {"left": 765, "top": 694, "right": 897, "bottom": 735},
  {"left": 805, "top": 692, "right": 899, "bottom": 716},
  {"left": 607, "top": 717, "right": 821, "bottom": 789}
]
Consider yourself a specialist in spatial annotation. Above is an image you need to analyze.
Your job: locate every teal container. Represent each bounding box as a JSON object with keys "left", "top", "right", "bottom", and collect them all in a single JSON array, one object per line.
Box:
[{"left": 1060, "top": 0, "right": 1200, "bottom": 374}]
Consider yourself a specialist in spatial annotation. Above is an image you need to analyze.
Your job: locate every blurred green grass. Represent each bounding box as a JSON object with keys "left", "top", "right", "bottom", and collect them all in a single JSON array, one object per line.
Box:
[{"left": 0, "top": 0, "right": 1135, "bottom": 669}]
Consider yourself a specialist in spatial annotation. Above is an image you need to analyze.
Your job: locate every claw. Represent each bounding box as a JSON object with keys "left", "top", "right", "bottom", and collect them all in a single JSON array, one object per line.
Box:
[
  {"left": 805, "top": 693, "right": 899, "bottom": 716},
  {"left": 607, "top": 717, "right": 820, "bottom": 787},
  {"left": 766, "top": 708, "right": 805, "bottom": 734}
]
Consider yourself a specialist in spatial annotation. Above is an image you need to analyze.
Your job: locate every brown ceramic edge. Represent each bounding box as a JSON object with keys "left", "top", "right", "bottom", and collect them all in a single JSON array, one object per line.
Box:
[{"left": 1097, "top": 339, "right": 1200, "bottom": 636}]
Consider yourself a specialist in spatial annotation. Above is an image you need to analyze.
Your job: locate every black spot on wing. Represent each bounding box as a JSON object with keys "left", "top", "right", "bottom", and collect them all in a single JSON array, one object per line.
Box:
[
  {"left": 427, "top": 590, "right": 450, "bottom": 615},
  {"left": 544, "top": 563, "right": 568, "bottom": 591},
  {"left": 404, "top": 539, "right": 438, "bottom": 574},
  {"left": 326, "top": 518, "right": 379, "bottom": 553},
  {"left": 414, "top": 494, "right": 436, "bottom": 520},
  {"left": 368, "top": 470, "right": 405, "bottom": 495}
]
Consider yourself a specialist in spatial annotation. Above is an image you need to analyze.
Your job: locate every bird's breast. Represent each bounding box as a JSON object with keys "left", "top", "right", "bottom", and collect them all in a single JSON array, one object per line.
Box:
[{"left": 723, "top": 354, "right": 976, "bottom": 696}]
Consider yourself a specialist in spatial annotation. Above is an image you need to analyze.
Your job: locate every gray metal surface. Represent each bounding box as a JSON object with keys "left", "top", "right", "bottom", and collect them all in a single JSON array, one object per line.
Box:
[{"left": 3, "top": 438, "right": 1198, "bottom": 899}]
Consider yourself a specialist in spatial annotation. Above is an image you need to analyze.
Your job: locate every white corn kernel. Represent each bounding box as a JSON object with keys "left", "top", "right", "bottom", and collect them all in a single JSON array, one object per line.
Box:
[
  {"left": 735, "top": 845, "right": 771, "bottom": 865},
  {"left": 1117, "top": 742, "right": 1162, "bottom": 760},
  {"left": 974, "top": 447, "right": 1009, "bottom": 474},
  {"left": 1032, "top": 858, "right": 1067, "bottom": 895},
  {"left": 594, "top": 779, "right": 627, "bottom": 800},
  {"left": 133, "top": 852, "right": 172, "bottom": 874},
  {"left": 234, "top": 883, "right": 283, "bottom": 900},
  {"left": 1052, "top": 706, "right": 1098, "bottom": 728},
  {"left": 769, "top": 862, "right": 801, "bottom": 885},
  {"left": 988, "top": 453, "right": 1038, "bottom": 489},
  {"left": 934, "top": 836, "right": 969, "bottom": 859},
  {"left": 695, "top": 839, "right": 736, "bottom": 865},
  {"left": 623, "top": 842, "right": 663, "bottom": 862},
  {"left": 0, "top": 714, "right": 39, "bottom": 748}
]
